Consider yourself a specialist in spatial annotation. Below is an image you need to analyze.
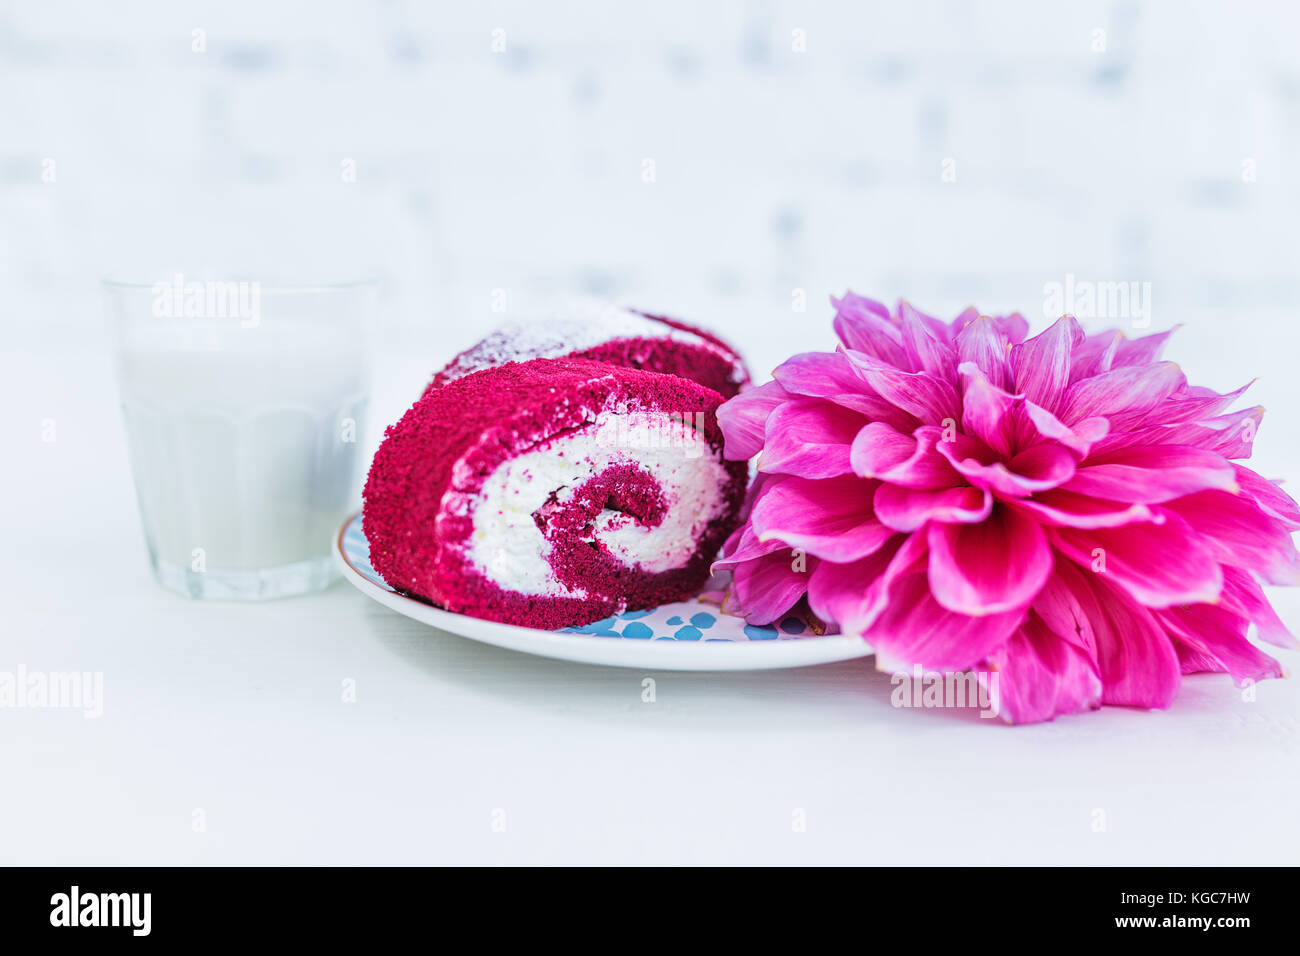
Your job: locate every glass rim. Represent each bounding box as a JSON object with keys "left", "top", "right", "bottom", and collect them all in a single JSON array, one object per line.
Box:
[{"left": 101, "top": 275, "right": 379, "bottom": 295}]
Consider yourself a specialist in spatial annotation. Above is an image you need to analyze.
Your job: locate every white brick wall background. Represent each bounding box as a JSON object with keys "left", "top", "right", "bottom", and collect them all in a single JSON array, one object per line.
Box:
[{"left": 3, "top": 0, "right": 1298, "bottom": 472}]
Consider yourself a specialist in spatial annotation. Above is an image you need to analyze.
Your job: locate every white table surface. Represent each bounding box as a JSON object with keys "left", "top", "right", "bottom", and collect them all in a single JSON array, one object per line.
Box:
[{"left": 4, "top": 344, "right": 1299, "bottom": 867}]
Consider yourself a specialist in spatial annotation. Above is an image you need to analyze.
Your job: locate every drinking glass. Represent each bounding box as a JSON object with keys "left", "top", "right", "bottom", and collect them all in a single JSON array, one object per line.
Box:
[{"left": 105, "top": 275, "right": 374, "bottom": 600}]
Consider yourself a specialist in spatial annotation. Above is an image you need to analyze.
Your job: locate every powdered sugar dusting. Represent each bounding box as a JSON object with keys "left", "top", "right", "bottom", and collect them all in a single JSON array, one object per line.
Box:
[{"left": 439, "top": 300, "right": 742, "bottom": 384}]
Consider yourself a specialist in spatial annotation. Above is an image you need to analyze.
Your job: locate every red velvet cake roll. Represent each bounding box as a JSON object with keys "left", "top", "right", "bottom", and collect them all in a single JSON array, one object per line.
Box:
[
  {"left": 428, "top": 302, "right": 749, "bottom": 399},
  {"left": 364, "top": 357, "right": 749, "bottom": 629}
]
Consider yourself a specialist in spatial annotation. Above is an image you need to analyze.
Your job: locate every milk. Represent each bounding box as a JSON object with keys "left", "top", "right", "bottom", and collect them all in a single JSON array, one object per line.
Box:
[{"left": 112, "top": 296, "right": 369, "bottom": 600}]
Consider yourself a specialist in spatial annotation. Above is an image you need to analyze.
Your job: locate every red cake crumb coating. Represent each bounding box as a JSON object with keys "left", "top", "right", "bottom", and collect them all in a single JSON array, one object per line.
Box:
[
  {"left": 363, "top": 357, "right": 748, "bottom": 629},
  {"left": 427, "top": 309, "right": 750, "bottom": 399}
]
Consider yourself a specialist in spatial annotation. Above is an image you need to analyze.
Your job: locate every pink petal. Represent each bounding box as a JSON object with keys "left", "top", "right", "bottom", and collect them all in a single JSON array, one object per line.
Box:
[
  {"left": 979, "top": 611, "right": 1103, "bottom": 723},
  {"left": 712, "top": 523, "right": 784, "bottom": 573},
  {"left": 717, "top": 379, "right": 789, "bottom": 460},
  {"left": 995, "top": 312, "right": 1030, "bottom": 344},
  {"left": 948, "top": 306, "right": 981, "bottom": 338},
  {"left": 729, "top": 548, "right": 816, "bottom": 625},
  {"left": 1183, "top": 406, "right": 1264, "bottom": 459},
  {"left": 1168, "top": 380, "right": 1252, "bottom": 414},
  {"left": 1011, "top": 315, "right": 1084, "bottom": 413},
  {"left": 1007, "top": 443, "right": 1078, "bottom": 488},
  {"left": 1050, "top": 513, "right": 1224, "bottom": 608},
  {"left": 954, "top": 315, "right": 1013, "bottom": 390},
  {"left": 1064, "top": 444, "right": 1238, "bottom": 503},
  {"left": 806, "top": 535, "right": 914, "bottom": 637},
  {"left": 1158, "top": 602, "right": 1285, "bottom": 684},
  {"left": 771, "top": 351, "right": 857, "bottom": 397},
  {"left": 1234, "top": 465, "right": 1300, "bottom": 529},
  {"left": 832, "top": 291, "right": 891, "bottom": 321},
  {"left": 866, "top": 571, "right": 1027, "bottom": 671},
  {"left": 1113, "top": 326, "right": 1177, "bottom": 367},
  {"left": 1070, "top": 330, "right": 1120, "bottom": 383},
  {"left": 926, "top": 504, "right": 1052, "bottom": 614},
  {"left": 954, "top": 310, "right": 1028, "bottom": 345},
  {"left": 1171, "top": 641, "right": 1226, "bottom": 676},
  {"left": 876, "top": 483, "right": 991, "bottom": 532},
  {"left": 850, "top": 422, "right": 961, "bottom": 489},
  {"left": 750, "top": 475, "right": 895, "bottom": 562},
  {"left": 1043, "top": 559, "right": 1181, "bottom": 709},
  {"left": 939, "top": 436, "right": 1076, "bottom": 497},
  {"left": 757, "top": 398, "right": 864, "bottom": 478},
  {"left": 850, "top": 421, "right": 913, "bottom": 472},
  {"left": 1219, "top": 565, "right": 1298, "bottom": 649},
  {"left": 961, "top": 360, "right": 1108, "bottom": 460},
  {"left": 772, "top": 351, "right": 914, "bottom": 425},
  {"left": 841, "top": 347, "right": 961, "bottom": 423},
  {"left": 718, "top": 518, "right": 745, "bottom": 563},
  {"left": 898, "top": 301, "right": 959, "bottom": 378},
  {"left": 1105, "top": 380, "right": 1251, "bottom": 434},
  {"left": 1090, "top": 405, "right": 1264, "bottom": 459},
  {"left": 1020, "top": 401, "right": 1110, "bottom": 457},
  {"left": 1072, "top": 327, "right": 1174, "bottom": 383},
  {"left": 1030, "top": 560, "right": 1098, "bottom": 659},
  {"left": 958, "top": 362, "right": 1018, "bottom": 457},
  {"left": 1058, "top": 361, "right": 1187, "bottom": 426},
  {"left": 1012, "top": 489, "right": 1155, "bottom": 529},
  {"left": 830, "top": 292, "right": 907, "bottom": 366},
  {"left": 895, "top": 300, "right": 953, "bottom": 342},
  {"left": 1162, "top": 490, "right": 1300, "bottom": 586}
]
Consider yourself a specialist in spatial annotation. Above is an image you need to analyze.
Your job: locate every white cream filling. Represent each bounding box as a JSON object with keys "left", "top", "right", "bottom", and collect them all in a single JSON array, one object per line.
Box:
[{"left": 465, "top": 409, "right": 729, "bottom": 598}]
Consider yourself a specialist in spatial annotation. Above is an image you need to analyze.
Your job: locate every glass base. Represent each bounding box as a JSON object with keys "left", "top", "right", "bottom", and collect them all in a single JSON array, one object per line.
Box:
[{"left": 152, "top": 555, "right": 338, "bottom": 601}]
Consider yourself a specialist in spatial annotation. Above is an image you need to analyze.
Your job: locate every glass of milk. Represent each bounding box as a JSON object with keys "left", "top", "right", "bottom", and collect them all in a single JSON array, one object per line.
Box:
[{"left": 106, "top": 275, "right": 374, "bottom": 600}]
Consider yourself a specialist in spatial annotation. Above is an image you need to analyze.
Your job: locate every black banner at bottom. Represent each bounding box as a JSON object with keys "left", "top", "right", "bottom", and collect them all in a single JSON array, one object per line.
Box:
[{"left": 0, "top": 866, "right": 1284, "bottom": 942}]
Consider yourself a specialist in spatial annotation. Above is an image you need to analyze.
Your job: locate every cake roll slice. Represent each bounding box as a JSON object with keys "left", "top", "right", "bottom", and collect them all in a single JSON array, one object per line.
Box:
[
  {"left": 428, "top": 302, "right": 749, "bottom": 399},
  {"left": 364, "top": 357, "right": 748, "bottom": 629}
]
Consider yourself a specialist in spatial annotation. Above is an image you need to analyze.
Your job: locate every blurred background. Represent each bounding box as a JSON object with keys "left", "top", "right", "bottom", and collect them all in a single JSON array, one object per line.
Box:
[{"left": 3, "top": 0, "right": 1299, "bottom": 479}]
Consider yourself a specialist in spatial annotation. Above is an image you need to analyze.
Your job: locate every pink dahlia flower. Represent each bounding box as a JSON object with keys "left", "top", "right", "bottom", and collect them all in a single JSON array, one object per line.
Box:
[{"left": 715, "top": 292, "right": 1300, "bottom": 723}]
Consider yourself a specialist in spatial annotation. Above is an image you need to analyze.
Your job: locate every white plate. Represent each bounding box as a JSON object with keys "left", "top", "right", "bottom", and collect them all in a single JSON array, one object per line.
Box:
[{"left": 334, "top": 512, "right": 874, "bottom": 671}]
